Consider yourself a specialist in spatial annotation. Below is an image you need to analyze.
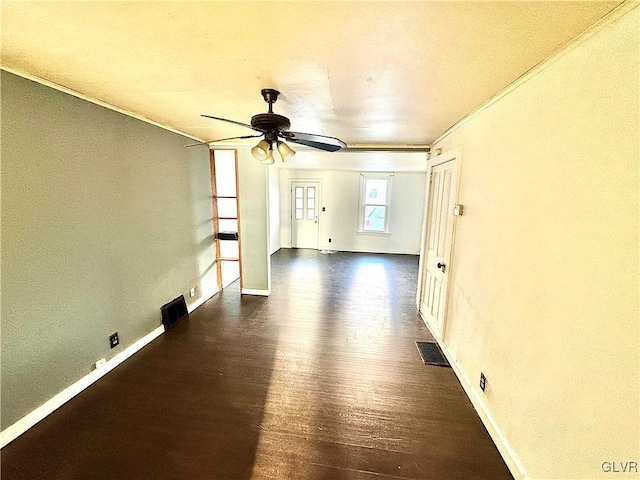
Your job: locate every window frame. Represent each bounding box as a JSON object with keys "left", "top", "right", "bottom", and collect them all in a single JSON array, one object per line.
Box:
[{"left": 357, "top": 173, "right": 393, "bottom": 235}]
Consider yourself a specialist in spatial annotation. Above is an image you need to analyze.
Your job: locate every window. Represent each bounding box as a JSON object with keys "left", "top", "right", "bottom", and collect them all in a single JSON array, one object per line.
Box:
[
  {"left": 295, "top": 187, "right": 304, "bottom": 220},
  {"left": 359, "top": 174, "right": 393, "bottom": 234},
  {"left": 307, "top": 186, "right": 315, "bottom": 220}
]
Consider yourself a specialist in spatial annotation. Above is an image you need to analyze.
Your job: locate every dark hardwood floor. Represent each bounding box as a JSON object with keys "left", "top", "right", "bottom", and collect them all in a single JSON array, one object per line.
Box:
[{"left": 1, "top": 249, "right": 512, "bottom": 479}]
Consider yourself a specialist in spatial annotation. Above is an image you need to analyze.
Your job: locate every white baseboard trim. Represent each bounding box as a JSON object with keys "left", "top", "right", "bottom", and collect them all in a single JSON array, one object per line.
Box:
[
  {"left": 329, "top": 247, "right": 420, "bottom": 255},
  {"left": 0, "top": 324, "right": 165, "bottom": 449},
  {"left": 281, "top": 246, "right": 420, "bottom": 255},
  {"left": 419, "top": 312, "right": 527, "bottom": 480},
  {"left": 241, "top": 288, "right": 270, "bottom": 296},
  {"left": 187, "top": 288, "right": 218, "bottom": 313}
]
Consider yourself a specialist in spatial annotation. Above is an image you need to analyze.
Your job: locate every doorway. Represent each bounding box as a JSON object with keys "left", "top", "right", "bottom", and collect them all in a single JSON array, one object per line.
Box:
[
  {"left": 291, "top": 181, "right": 320, "bottom": 249},
  {"left": 418, "top": 148, "right": 461, "bottom": 341},
  {"left": 210, "top": 149, "right": 242, "bottom": 290}
]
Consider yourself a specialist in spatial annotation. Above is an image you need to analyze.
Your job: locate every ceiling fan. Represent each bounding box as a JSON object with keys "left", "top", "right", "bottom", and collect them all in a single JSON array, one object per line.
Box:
[{"left": 190, "top": 89, "right": 347, "bottom": 164}]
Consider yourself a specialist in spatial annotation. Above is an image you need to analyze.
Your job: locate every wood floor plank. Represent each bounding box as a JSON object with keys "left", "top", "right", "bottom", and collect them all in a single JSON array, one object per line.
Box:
[{"left": 1, "top": 249, "right": 512, "bottom": 479}]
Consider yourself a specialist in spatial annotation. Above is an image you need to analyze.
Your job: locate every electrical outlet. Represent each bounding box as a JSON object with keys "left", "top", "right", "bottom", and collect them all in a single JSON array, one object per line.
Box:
[
  {"left": 95, "top": 358, "right": 107, "bottom": 369},
  {"left": 480, "top": 372, "right": 487, "bottom": 392},
  {"left": 328, "top": 238, "right": 332, "bottom": 243},
  {"left": 109, "top": 332, "right": 119, "bottom": 349},
  {"left": 190, "top": 287, "right": 196, "bottom": 298}
]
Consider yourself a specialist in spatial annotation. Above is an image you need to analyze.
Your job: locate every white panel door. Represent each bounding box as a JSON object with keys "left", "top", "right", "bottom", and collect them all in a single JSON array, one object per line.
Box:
[
  {"left": 419, "top": 156, "right": 460, "bottom": 339},
  {"left": 291, "top": 182, "right": 319, "bottom": 249}
]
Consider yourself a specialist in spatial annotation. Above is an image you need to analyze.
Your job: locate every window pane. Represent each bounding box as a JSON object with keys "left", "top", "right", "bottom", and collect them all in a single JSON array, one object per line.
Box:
[
  {"left": 295, "top": 208, "right": 303, "bottom": 220},
  {"left": 307, "top": 187, "right": 315, "bottom": 199},
  {"left": 307, "top": 200, "right": 315, "bottom": 219},
  {"left": 364, "top": 205, "right": 386, "bottom": 231},
  {"left": 365, "top": 179, "right": 387, "bottom": 205},
  {"left": 295, "top": 187, "right": 303, "bottom": 198},
  {"left": 295, "top": 198, "right": 303, "bottom": 209}
]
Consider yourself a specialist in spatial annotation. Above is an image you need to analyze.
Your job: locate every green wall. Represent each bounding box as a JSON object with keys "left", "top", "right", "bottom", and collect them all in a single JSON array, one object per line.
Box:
[
  {"left": 1, "top": 71, "right": 215, "bottom": 428},
  {"left": 237, "top": 148, "right": 270, "bottom": 293}
]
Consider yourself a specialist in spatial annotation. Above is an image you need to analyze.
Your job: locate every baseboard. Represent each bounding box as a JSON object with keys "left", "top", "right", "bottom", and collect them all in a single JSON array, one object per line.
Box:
[
  {"left": 241, "top": 288, "right": 270, "bottom": 296},
  {"left": 281, "top": 246, "right": 420, "bottom": 255},
  {"left": 321, "top": 247, "right": 420, "bottom": 255},
  {"left": 419, "top": 312, "right": 527, "bottom": 479},
  {"left": 0, "top": 324, "right": 165, "bottom": 449},
  {"left": 187, "top": 288, "right": 218, "bottom": 313}
]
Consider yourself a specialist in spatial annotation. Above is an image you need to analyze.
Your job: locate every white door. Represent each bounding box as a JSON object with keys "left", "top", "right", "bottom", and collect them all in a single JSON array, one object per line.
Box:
[
  {"left": 419, "top": 153, "right": 460, "bottom": 340},
  {"left": 291, "top": 182, "right": 319, "bottom": 249}
]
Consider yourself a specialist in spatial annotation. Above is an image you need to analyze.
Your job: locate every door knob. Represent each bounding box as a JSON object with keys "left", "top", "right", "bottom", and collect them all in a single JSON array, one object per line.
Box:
[{"left": 437, "top": 262, "right": 446, "bottom": 272}]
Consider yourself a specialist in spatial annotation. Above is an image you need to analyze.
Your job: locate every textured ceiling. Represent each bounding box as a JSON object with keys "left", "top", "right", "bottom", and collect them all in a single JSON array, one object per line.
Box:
[{"left": 1, "top": 1, "right": 622, "bottom": 151}]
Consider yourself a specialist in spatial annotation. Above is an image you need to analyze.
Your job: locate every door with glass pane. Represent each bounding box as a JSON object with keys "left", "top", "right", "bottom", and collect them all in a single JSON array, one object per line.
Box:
[{"left": 291, "top": 181, "right": 320, "bottom": 249}]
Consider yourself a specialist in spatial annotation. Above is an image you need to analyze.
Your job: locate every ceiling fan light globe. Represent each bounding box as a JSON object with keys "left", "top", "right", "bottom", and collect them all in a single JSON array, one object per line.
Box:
[
  {"left": 259, "top": 147, "right": 275, "bottom": 165},
  {"left": 251, "top": 139, "right": 271, "bottom": 161},
  {"left": 277, "top": 141, "right": 296, "bottom": 162}
]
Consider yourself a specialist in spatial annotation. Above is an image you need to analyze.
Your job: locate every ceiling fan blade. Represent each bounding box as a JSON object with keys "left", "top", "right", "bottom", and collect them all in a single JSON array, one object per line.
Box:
[
  {"left": 201, "top": 114, "right": 264, "bottom": 132},
  {"left": 184, "top": 140, "right": 211, "bottom": 148},
  {"left": 281, "top": 131, "right": 347, "bottom": 152},
  {"left": 184, "top": 134, "right": 263, "bottom": 148}
]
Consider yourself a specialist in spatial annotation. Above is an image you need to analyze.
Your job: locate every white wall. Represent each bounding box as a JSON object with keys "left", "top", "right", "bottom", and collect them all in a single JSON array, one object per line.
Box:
[
  {"left": 279, "top": 169, "right": 427, "bottom": 254},
  {"left": 267, "top": 166, "right": 281, "bottom": 254},
  {"left": 428, "top": 8, "right": 639, "bottom": 479}
]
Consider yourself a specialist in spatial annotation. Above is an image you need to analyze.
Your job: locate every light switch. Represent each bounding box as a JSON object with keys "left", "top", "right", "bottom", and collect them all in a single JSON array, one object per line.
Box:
[{"left": 454, "top": 204, "right": 464, "bottom": 216}]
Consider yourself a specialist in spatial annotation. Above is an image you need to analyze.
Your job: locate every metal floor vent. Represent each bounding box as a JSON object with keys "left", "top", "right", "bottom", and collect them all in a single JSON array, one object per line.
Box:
[
  {"left": 161, "top": 295, "right": 188, "bottom": 329},
  {"left": 415, "top": 341, "right": 450, "bottom": 367}
]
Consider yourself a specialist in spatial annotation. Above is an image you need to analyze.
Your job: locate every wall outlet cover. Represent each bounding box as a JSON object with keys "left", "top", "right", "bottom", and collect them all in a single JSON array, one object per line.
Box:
[
  {"left": 480, "top": 372, "right": 487, "bottom": 392},
  {"left": 109, "top": 332, "right": 119, "bottom": 349},
  {"left": 190, "top": 287, "right": 196, "bottom": 298}
]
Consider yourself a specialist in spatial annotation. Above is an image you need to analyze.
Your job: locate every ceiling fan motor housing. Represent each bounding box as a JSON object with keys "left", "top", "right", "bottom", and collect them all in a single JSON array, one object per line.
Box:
[
  {"left": 251, "top": 113, "right": 290, "bottom": 133},
  {"left": 252, "top": 88, "right": 291, "bottom": 134}
]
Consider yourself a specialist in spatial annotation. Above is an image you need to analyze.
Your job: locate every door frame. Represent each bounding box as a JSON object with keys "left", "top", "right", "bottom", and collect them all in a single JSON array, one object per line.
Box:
[
  {"left": 417, "top": 146, "right": 463, "bottom": 342},
  {"left": 290, "top": 179, "right": 321, "bottom": 249}
]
